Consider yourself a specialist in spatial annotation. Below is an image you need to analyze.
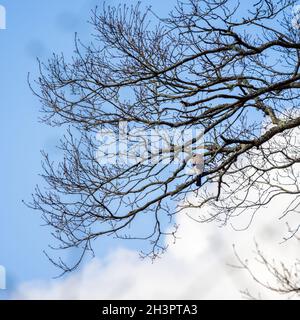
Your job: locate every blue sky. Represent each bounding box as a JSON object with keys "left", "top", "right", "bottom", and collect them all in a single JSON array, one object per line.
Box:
[
  {"left": 0, "top": 0, "right": 175, "bottom": 299},
  {"left": 0, "top": 0, "right": 296, "bottom": 300}
]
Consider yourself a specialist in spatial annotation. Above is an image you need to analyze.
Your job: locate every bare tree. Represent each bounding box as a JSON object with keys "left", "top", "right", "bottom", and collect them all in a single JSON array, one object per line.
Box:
[
  {"left": 233, "top": 243, "right": 300, "bottom": 299},
  {"left": 27, "top": 0, "right": 300, "bottom": 273}
]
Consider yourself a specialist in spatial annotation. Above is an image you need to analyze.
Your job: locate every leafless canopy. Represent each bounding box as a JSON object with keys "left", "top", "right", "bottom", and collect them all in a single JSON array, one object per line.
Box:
[
  {"left": 233, "top": 243, "right": 300, "bottom": 299},
  {"left": 28, "top": 0, "right": 300, "bottom": 273}
]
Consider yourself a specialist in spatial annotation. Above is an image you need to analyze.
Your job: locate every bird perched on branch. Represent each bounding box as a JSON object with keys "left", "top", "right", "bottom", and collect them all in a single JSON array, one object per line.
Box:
[{"left": 191, "top": 153, "right": 204, "bottom": 187}]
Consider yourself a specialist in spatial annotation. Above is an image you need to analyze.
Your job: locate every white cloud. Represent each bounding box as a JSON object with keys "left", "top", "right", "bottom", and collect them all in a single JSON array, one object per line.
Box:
[{"left": 13, "top": 192, "right": 300, "bottom": 299}]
